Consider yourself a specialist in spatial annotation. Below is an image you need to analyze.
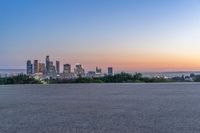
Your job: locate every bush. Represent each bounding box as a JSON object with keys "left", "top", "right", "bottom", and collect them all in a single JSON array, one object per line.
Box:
[{"left": 0, "top": 75, "right": 42, "bottom": 85}]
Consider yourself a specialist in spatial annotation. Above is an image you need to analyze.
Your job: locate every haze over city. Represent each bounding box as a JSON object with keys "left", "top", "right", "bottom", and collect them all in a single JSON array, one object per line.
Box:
[{"left": 1, "top": 0, "right": 200, "bottom": 72}]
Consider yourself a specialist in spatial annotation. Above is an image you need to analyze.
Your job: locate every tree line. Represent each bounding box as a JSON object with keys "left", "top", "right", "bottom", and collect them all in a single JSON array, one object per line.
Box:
[
  {"left": 49, "top": 72, "right": 173, "bottom": 84},
  {"left": 1, "top": 72, "right": 199, "bottom": 85},
  {"left": 0, "top": 74, "right": 42, "bottom": 85}
]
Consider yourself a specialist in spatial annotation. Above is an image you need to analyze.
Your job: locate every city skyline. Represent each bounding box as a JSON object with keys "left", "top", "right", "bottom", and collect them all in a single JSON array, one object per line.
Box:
[
  {"left": 1, "top": 0, "right": 200, "bottom": 72},
  {"left": 25, "top": 55, "right": 110, "bottom": 79},
  {"left": 26, "top": 55, "right": 109, "bottom": 74}
]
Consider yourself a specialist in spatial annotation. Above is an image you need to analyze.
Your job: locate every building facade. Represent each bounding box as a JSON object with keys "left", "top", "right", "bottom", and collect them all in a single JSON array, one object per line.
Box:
[
  {"left": 108, "top": 67, "right": 113, "bottom": 76},
  {"left": 26, "top": 60, "right": 33, "bottom": 75},
  {"left": 96, "top": 67, "right": 102, "bottom": 74},
  {"left": 74, "top": 64, "right": 85, "bottom": 77},
  {"left": 34, "top": 60, "right": 39, "bottom": 74},
  {"left": 63, "top": 64, "right": 71, "bottom": 74},
  {"left": 56, "top": 61, "right": 60, "bottom": 74},
  {"left": 49, "top": 61, "right": 56, "bottom": 77},
  {"left": 39, "top": 63, "right": 45, "bottom": 75},
  {"left": 87, "top": 71, "right": 96, "bottom": 78},
  {"left": 46, "top": 56, "right": 50, "bottom": 75}
]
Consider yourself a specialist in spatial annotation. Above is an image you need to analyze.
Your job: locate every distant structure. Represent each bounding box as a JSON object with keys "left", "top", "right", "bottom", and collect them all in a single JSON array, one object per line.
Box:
[
  {"left": 56, "top": 61, "right": 60, "bottom": 74},
  {"left": 74, "top": 64, "right": 85, "bottom": 77},
  {"left": 39, "top": 63, "right": 45, "bottom": 75},
  {"left": 46, "top": 56, "right": 50, "bottom": 75},
  {"left": 49, "top": 61, "right": 56, "bottom": 76},
  {"left": 26, "top": 60, "right": 33, "bottom": 75},
  {"left": 96, "top": 67, "right": 102, "bottom": 74},
  {"left": 63, "top": 64, "right": 71, "bottom": 74},
  {"left": 108, "top": 67, "right": 113, "bottom": 76},
  {"left": 26, "top": 55, "right": 110, "bottom": 79},
  {"left": 34, "top": 60, "right": 39, "bottom": 74},
  {"left": 87, "top": 71, "right": 96, "bottom": 78}
]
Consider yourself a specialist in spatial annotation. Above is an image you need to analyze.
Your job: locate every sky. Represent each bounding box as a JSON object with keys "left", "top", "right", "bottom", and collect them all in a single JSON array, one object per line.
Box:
[{"left": 1, "top": 0, "right": 200, "bottom": 72}]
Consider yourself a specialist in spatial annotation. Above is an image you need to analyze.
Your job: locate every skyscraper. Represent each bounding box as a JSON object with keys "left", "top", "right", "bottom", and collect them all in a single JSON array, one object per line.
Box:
[
  {"left": 34, "top": 60, "right": 39, "bottom": 74},
  {"left": 74, "top": 63, "right": 85, "bottom": 76},
  {"left": 56, "top": 61, "right": 60, "bottom": 74},
  {"left": 108, "top": 67, "right": 113, "bottom": 76},
  {"left": 96, "top": 67, "right": 102, "bottom": 74},
  {"left": 39, "top": 63, "right": 45, "bottom": 75},
  {"left": 49, "top": 61, "right": 56, "bottom": 76},
  {"left": 63, "top": 64, "right": 71, "bottom": 74},
  {"left": 26, "top": 60, "right": 33, "bottom": 75},
  {"left": 46, "top": 56, "right": 50, "bottom": 75}
]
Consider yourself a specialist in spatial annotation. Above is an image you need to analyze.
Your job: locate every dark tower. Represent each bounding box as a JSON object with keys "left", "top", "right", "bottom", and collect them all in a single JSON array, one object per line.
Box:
[
  {"left": 46, "top": 56, "right": 50, "bottom": 75},
  {"left": 56, "top": 61, "right": 60, "bottom": 74},
  {"left": 26, "top": 60, "right": 33, "bottom": 75},
  {"left": 34, "top": 60, "right": 39, "bottom": 74}
]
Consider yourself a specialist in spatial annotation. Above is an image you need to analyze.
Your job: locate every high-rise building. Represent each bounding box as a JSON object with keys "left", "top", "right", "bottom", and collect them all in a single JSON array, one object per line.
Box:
[
  {"left": 56, "top": 61, "right": 60, "bottom": 74},
  {"left": 63, "top": 64, "right": 71, "bottom": 74},
  {"left": 39, "top": 63, "right": 45, "bottom": 75},
  {"left": 26, "top": 60, "right": 33, "bottom": 75},
  {"left": 74, "top": 63, "right": 85, "bottom": 76},
  {"left": 49, "top": 61, "right": 56, "bottom": 76},
  {"left": 34, "top": 60, "right": 39, "bottom": 74},
  {"left": 108, "top": 67, "right": 113, "bottom": 76},
  {"left": 96, "top": 67, "right": 102, "bottom": 74},
  {"left": 46, "top": 56, "right": 50, "bottom": 75}
]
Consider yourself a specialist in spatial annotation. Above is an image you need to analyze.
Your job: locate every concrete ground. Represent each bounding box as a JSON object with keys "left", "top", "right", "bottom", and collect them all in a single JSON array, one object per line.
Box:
[{"left": 1, "top": 83, "right": 200, "bottom": 133}]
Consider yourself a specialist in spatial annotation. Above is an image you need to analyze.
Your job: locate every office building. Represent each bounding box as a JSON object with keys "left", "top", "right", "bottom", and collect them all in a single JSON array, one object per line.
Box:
[
  {"left": 39, "top": 63, "right": 45, "bottom": 75},
  {"left": 87, "top": 71, "right": 96, "bottom": 78},
  {"left": 63, "top": 64, "right": 71, "bottom": 74},
  {"left": 49, "top": 61, "right": 56, "bottom": 76},
  {"left": 46, "top": 56, "right": 50, "bottom": 75},
  {"left": 108, "top": 67, "right": 113, "bottom": 76},
  {"left": 74, "top": 63, "right": 85, "bottom": 76},
  {"left": 96, "top": 67, "right": 102, "bottom": 74},
  {"left": 34, "top": 60, "right": 39, "bottom": 74},
  {"left": 56, "top": 61, "right": 60, "bottom": 74},
  {"left": 26, "top": 60, "right": 33, "bottom": 75}
]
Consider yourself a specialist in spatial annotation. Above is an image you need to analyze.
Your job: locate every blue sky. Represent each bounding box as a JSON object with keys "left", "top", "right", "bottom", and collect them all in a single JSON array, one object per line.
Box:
[{"left": 1, "top": 0, "right": 200, "bottom": 71}]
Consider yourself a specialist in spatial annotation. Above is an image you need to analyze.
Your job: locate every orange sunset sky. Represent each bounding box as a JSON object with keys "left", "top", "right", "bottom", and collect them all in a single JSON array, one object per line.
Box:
[{"left": 1, "top": 0, "right": 200, "bottom": 72}]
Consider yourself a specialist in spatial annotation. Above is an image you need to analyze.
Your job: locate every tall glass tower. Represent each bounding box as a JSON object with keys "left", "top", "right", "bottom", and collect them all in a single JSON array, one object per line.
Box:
[
  {"left": 46, "top": 56, "right": 50, "bottom": 75},
  {"left": 26, "top": 60, "right": 33, "bottom": 75},
  {"left": 56, "top": 61, "right": 60, "bottom": 74}
]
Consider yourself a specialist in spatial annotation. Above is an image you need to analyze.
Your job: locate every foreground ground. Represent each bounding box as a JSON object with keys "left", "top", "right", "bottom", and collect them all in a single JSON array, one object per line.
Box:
[{"left": 0, "top": 83, "right": 200, "bottom": 133}]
